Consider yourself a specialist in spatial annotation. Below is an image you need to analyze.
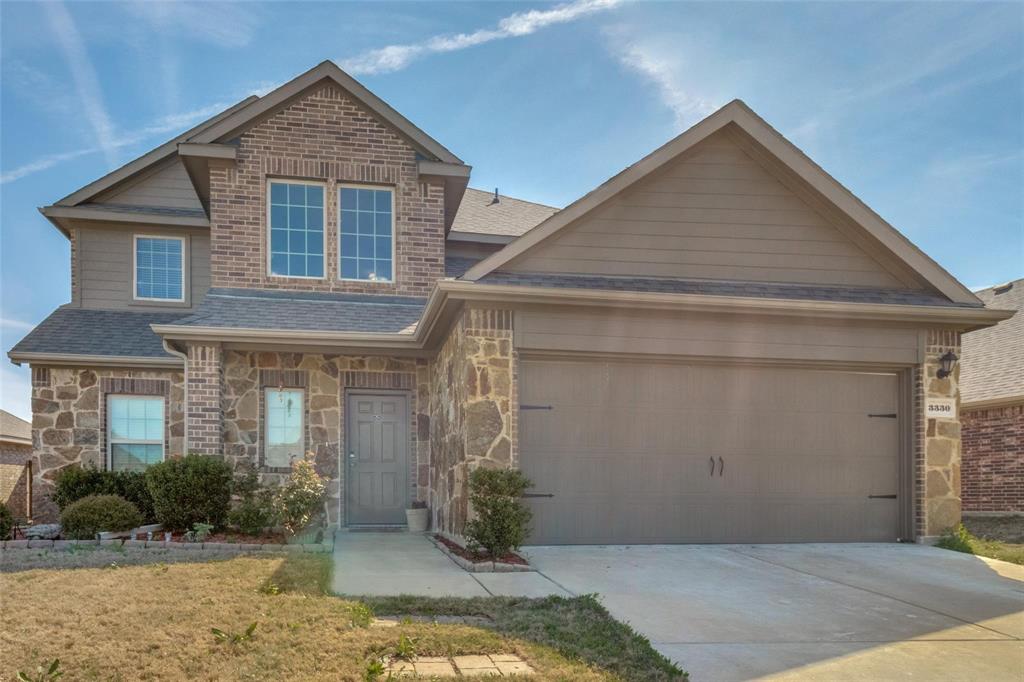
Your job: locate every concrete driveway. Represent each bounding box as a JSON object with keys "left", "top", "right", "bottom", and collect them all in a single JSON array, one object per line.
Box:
[{"left": 525, "top": 543, "right": 1024, "bottom": 681}]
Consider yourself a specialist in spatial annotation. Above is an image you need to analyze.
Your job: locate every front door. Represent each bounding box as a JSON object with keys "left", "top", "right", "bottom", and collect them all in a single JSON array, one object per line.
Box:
[{"left": 346, "top": 392, "right": 410, "bottom": 525}]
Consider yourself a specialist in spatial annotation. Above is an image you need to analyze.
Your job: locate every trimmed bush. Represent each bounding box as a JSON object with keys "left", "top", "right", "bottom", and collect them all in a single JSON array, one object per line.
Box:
[
  {"left": 61, "top": 495, "right": 142, "bottom": 540},
  {"left": 0, "top": 504, "right": 14, "bottom": 541},
  {"left": 145, "top": 454, "right": 233, "bottom": 531},
  {"left": 273, "top": 454, "right": 326, "bottom": 535},
  {"left": 464, "top": 468, "right": 533, "bottom": 558},
  {"left": 228, "top": 465, "right": 277, "bottom": 536},
  {"left": 52, "top": 465, "right": 156, "bottom": 523}
]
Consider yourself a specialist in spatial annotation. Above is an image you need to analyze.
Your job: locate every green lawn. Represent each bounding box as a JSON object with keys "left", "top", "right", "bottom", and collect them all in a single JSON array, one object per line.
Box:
[
  {"left": 937, "top": 518, "right": 1024, "bottom": 565},
  {"left": 1, "top": 547, "right": 685, "bottom": 681}
]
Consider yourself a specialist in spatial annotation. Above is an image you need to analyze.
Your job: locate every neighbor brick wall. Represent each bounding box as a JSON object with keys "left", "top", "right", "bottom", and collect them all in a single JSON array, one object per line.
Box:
[
  {"left": 962, "top": 403, "right": 1024, "bottom": 513},
  {"left": 0, "top": 442, "right": 32, "bottom": 522},
  {"left": 209, "top": 82, "right": 446, "bottom": 297}
]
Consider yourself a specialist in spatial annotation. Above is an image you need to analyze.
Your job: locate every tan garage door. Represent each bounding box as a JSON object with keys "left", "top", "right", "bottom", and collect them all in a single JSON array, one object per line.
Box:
[{"left": 519, "top": 359, "right": 901, "bottom": 544}]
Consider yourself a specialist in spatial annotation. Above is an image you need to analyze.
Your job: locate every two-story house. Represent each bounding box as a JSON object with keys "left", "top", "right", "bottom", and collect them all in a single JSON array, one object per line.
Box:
[{"left": 10, "top": 61, "right": 1012, "bottom": 543}]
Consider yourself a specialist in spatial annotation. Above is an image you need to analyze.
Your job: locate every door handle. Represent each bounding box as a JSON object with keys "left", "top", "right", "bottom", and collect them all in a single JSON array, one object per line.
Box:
[
  {"left": 709, "top": 457, "right": 715, "bottom": 476},
  {"left": 348, "top": 452, "right": 356, "bottom": 466},
  {"left": 718, "top": 457, "right": 724, "bottom": 477}
]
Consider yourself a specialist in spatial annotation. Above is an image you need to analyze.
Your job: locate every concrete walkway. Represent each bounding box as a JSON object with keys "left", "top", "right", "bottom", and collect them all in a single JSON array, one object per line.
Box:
[
  {"left": 525, "top": 543, "right": 1024, "bottom": 682},
  {"left": 330, "top": 532, "right": 569, "bottom": 597}
]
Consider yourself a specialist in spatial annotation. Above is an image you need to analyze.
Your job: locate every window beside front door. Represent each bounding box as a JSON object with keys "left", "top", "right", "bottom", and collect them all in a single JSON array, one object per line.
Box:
[
  {"left": 339, "top": 186, "right": 393, "bottom": 282},
  {"left": 107, "top": 395, "right": 165, "bottom": 471},
  {"left": 268, "top": 180, "right": 325, "bottom": 278},
  {"left": 265, "top": 388, "right": 304, "bottom": 468}
]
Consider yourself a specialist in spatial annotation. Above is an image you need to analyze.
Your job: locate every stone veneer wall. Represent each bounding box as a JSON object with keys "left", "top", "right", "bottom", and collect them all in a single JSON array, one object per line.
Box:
[
  {"left": 428, "top": 308, "right": 516, "bottom": 536},
  {"left": 221, "top": 351, "right": 430, "bottom": 526},
  {"left": 961, "top": 403, "right": 1024, "bottom": 513},
  {"left": 917, "top": 329, "right": 963, "bottom": 538},
  {"left": 29, "top": 366, "right": 185, "bottom": 522},
  {"left": 208, "top": 82, "right": 445, "bottom": 298}
]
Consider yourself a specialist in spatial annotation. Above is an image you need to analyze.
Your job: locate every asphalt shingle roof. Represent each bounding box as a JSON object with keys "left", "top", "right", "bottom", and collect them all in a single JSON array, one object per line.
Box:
[
  {"left": 9, "top": 307, "right": 183, "bottom": 359},
  {"left": 476, "top": 270, "right": 973, "bottom": 307},
  {"left": 451, "top": 188, "right": 558, "bottom": 238},
  {"left": 960, "top": 279, "right": 1023, "bottom": 405},
  {"left": 167, "top": 288, "right": 425, "bottom": 334},
  {"left": 0, "top": 409, "right": 31, "bottom": 444}
]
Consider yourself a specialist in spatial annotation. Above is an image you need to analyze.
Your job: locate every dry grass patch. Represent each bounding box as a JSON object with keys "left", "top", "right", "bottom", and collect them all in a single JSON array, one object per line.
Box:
[{"left": 0, "top": 551, "right": 653, "bottom": 680}]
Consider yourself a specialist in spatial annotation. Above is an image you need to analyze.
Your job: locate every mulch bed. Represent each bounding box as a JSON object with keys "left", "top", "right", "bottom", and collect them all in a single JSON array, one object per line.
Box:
[
  {"left": 134, "top": 531, "right": 288, "bottom": 545},
  {"left": 433, "top": 534, "right": 529, "bottom": 566}
]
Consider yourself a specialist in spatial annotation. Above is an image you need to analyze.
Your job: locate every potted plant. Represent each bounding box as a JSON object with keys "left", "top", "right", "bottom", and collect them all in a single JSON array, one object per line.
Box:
[{"left": 406, "top": 500, "right": 429, "bottom": 533}]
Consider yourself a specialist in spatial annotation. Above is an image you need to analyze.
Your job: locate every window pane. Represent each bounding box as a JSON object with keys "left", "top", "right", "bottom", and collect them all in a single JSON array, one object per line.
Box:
[
  {"left": 268, "top": 182, "right": 324, "bottom": 278},
  {"left": 136, "top": 237, "right": 183, "bottom": 300},
  {"left": 266, "top": 390, "right": 303, "bottom": 468},
  {"left": 111, "top": 444, "right": 163, "bottom": 472},
  {"left": 338, "top": 188, "right": 393, "bottom": 281}
]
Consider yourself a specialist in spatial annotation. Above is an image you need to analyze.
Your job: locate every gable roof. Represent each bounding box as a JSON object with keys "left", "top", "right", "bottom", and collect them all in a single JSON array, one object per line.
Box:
[
  {"left": 462, "top": 100, "right": 980, "bottom": 306},
  {"left": 450, "top": 188, "right": 559, "bottom": 240},
  {"left": 0, "top": 410, "right": 31, "bottom": 445},
  {"left": 960, "top": 279, "right": 1024, "bottom": 406}
]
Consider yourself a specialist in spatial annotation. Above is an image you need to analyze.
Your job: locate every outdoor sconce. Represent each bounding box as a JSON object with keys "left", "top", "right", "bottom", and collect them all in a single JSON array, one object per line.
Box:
[{"left": 936, "top": 350, "right": 958, "bottom": 379}]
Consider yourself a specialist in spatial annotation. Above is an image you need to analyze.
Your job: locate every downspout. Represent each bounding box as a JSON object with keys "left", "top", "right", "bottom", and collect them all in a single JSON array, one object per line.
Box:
[{"left": 162, "top": 339, "right": 189, "bottom": 455}]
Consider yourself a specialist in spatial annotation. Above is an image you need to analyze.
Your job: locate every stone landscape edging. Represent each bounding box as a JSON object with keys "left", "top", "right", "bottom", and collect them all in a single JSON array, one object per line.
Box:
[
  {"left": 428, "top": 534, "right": 533, "bottom": 573},
  {"left": 1, "top": 538, "right": 334, "bottom": 553}
]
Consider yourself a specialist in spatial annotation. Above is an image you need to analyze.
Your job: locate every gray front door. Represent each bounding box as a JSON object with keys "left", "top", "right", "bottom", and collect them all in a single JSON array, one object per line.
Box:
[{"left": 346, "top": 392, "right": 409, "bottom": 525}]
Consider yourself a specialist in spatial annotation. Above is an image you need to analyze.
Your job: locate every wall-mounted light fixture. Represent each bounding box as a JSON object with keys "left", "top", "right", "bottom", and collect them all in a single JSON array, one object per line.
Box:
[{"left": 936, "top": 350, "right": 958, "bottom": 379}]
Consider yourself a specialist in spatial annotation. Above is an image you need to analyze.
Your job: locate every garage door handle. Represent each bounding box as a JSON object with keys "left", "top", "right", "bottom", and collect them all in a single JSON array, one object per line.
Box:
[
  {"left": 718, "top": 457, "right": 724, "bottom": 477},
  {"left": 868, "top": 494, "right": 897, "bottom": 499},
  {"left": 709, "top": 457, "right": 715, "bottom": 476},
  {"left": 522, "top": 492, "right": 554, "bottom": 498}
]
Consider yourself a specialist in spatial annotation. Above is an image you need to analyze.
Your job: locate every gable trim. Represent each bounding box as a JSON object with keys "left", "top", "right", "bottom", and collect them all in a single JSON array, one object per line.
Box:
[{"left": 463, "top": 100, "right": 978, "bottom": 305}]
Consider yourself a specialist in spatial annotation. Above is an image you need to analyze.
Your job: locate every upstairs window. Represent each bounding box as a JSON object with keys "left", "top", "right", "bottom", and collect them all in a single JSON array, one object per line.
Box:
[
  {"left": 108, "top": 396, "right": 164, "bottom": 471},
  {"left": 269, "top": 181, "right": 324, "bottom": 278},
  {"left": 339, "top": 186, "right": 393, "bottom": 281},
  {"left": 265, "top": 388, "right": 304, "bottom": 468},
  {"left": 134, "top": 236, "right": 184, "bottom": 301}
]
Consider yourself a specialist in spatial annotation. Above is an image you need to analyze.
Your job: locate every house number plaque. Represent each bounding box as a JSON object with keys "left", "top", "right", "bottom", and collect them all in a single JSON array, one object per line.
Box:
[{"left": 925, "top": 398, "right": 956, "bottom": 420}]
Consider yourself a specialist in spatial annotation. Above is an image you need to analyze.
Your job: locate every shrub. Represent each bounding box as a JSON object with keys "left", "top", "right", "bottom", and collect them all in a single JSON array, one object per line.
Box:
[
  {"left": 145, "top": 454, "right": 233, "bottom": 530},
  {"left": 228, "top": 464, "right": 277, "bottom": 536},
  {"left": 273, "top": 453, "right": 326, "bottom": 535},
  {"left": 936, "top": 523, "right": 975, "bottom": 554},
  {"left": 53, "top": 465, "right": 156, "bottom": 523},
  {"left": 464, "top": 468, "right": 533, "bottom": 558},
  {"left": 0, "top": 504, "right": 14, "bottom": 541},
  {"left": 60, "top": 495, "right": 142, "bottom": 540}
]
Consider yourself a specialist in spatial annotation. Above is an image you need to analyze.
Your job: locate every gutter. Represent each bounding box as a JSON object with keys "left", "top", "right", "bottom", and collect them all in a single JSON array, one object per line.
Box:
[{"left": 7, "top": 352, "right": 183, "bottom": 368}]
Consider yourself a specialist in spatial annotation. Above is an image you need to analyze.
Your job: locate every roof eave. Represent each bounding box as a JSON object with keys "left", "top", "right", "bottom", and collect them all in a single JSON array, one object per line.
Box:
[
  {"left": 39, "top": 205, "right": 210, "bottom": 228},
  {"left": 7, "top": 351, "right": 182, "bottom": 368}
]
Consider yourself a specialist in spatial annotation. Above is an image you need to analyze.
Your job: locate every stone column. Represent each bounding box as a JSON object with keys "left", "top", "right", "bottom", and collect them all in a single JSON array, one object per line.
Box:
[
  {"left": 186, "top": 342, "right": 223, "bottom": 456},
  {"left": 920, "top": 329, "right": 962, "bottom": 539}
]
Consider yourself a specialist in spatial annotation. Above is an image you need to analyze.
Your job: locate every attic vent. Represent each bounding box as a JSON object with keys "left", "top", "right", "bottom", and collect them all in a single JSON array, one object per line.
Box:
[
  {"left": 489, "top": 188, "right": 500, "bottom": 205},
  {"left": 993, "top": 282, "right": 1014, "bottom": 295}
]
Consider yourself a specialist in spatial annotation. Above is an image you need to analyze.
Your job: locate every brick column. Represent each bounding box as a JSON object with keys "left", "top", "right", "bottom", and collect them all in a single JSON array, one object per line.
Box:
[
  {"left": 919, "top": 329, "right": 963, "bottom": 538},
  {"left": 186, "top": 342, "right": 223, "bottom": 456}
]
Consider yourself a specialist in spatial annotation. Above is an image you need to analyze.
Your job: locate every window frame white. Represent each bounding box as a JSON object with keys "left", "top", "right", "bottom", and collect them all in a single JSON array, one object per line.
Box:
[
  {"left": 132, "top": 234, "right": 186, "bottom": 303},
  {"left": 263, "top": 387, "right": 305, "bottom": 469},
  {"left": 106, "top": 394, "right": 166, "bottom": 472},
  {"left": 337, "top": 183, "right": 396, "bottom": 283},
  {"left": 266, "top": 178, "right": 327, "bottom": 281}
]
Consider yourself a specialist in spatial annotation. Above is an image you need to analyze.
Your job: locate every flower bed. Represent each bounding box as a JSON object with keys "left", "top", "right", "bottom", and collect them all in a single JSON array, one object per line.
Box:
[
  {"left": 431, "top": 534, "right": 532, "bottom": 573},
  {"left": 135, "top": 531, "right": 289, "bottom": 545}
]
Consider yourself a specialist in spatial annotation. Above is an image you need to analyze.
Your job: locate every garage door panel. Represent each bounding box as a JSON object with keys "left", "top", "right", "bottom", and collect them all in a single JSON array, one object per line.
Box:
[{"left": 521, "top": 359, "right": 901, "bottom": 544}]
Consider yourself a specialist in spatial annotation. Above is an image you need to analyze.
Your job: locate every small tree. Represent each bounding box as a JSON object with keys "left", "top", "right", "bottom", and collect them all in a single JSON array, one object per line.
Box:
[
  {"left": 273, "top": 453, "right": 326, "bottom": 536},
  {"left": 464, "top": 468, "right": 532, "bottom": 558}
]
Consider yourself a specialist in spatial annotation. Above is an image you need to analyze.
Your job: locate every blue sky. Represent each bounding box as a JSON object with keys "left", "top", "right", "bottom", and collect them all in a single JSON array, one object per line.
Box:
[{"left": 1, "top": 0, "right": 1022, "bottom": 419}]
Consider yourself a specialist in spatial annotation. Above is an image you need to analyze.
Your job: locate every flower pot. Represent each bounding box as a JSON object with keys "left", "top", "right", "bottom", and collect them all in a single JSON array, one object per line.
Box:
[{"left": 405, "top": 507, "right": 429, "bottom": 533}]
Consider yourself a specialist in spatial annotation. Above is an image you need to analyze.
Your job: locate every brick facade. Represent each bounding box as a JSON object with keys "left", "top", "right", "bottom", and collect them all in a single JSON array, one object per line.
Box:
[
  {"left": 28, "top": 367, "right": 185, "bottom": 522},
  {"left": 0, "top": 441, "right": 32, "bottom": 522},
  {"left": 209, "top": 83, "right": 445, "bottom": 297},
  {"left": 186, "top": 343, "right": 223, "bottom": 455},
  {"left": 962, "top": 403, "right": 1024, "bottom": 513}
]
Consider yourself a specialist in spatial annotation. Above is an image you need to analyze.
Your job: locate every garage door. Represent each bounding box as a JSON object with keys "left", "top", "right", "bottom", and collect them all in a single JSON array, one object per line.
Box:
[{"left": 519, "top": 359, "right": 901, "bottom": 544}]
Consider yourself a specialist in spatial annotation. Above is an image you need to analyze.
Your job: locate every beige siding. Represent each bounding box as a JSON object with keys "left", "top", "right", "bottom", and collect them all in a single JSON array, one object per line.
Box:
[
  {"left": 78, "top": 224, "right": 209, "bottom": 310},
  {"left": 503, "top": 132, "right": 913, "bottom": 289},
  {"left": 96, "top": 160, "right": 203, "bottom": 210},
  {"left": 515, "top": 308, "right": 921, "bottom": 365}
]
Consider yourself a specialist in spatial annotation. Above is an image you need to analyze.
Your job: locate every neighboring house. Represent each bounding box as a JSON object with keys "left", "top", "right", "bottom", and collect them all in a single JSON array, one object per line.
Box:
[
  {"left": 960, "top": 279, "right": 1023, "bottom": 514},
  {"left": 0, "top": 410, "right": 32, "bottom": 522},
  {"left": 8, "top": 61, "right": 1014, "bottom": 543}
]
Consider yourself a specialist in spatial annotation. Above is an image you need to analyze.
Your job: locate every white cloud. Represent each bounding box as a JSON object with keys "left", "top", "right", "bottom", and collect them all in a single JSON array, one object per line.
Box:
[
  {"left": 340, "top": 0, "right": 625, "bottom": 75},
  {"left": 611, "top": 41, "right": 718, "bottom": 130},
  {"left": 122, "top": 1, "right": 259, "bottom": 47},
  {"left": 0, "top": 318, "right": 38, "bottom": 332},
  {"left": 43, "top": 2, "right": 119, "bottom": 168},
  {"left": 926, "top": 151, "right": 1023, "bottom": 181}
]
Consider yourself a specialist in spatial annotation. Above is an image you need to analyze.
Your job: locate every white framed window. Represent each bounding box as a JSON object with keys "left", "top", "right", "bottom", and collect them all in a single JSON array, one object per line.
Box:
[
  {"left": 133, "top": 235, "right": 185, "bottom": 301},
  {"left": 107, "top": 395, "right": 165, "bottom": 471},
  {"left": 267, "top": 179, "right": 325, "bottom": 279},
  {"left": 339, "top": 185, "right": 394, "bottom": 282},
  {"left": 265, "top": 388, "right": 304, "bottom": 468}
]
